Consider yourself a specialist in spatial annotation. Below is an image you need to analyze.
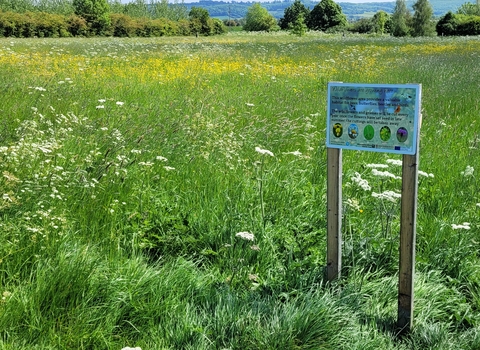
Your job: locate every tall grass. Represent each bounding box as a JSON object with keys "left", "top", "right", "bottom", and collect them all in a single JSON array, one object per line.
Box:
[{"left": 0, "top": 33, "right": 479, "bottom": 348}]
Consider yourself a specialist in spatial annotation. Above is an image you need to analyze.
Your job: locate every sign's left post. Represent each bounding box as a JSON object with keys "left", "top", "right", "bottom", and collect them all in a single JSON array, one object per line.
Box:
[{"left": 326, "top": 147, "right": 342, "bottom": 281}]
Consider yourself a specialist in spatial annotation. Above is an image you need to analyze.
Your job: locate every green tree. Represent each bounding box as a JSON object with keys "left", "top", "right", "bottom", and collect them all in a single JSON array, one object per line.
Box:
[
  {"left": 307, "top": 0, "right": 347, "bottom": 32},
  {"left": 373, "top": 10, "right": 389, "bottom": 34},
  {"left": 72, "top": 0, "right": 111, "bottom": 35},
  {"left": 189, "top": 6, "right": 212, "bottom": 35},
  {"left": 436, "top": 11, "right": 457, "bottom": 36},
  {"left": 243, "top": 3, "right": 278, "bottom": 32},
  {"left": 289, "top": 12, "right": 308, "bottom": 36},
  {"left": 391, "top": 0, "right": 410, "bottom": 37},
  {"left": 349, "top": 18, "right": 375, "bottom": 34},
  {"left": 411, "top": 0, "right": 435, "bottom": 36},
  {"left": 279, "top": 0, "right": 310, "bottom": 31},
  {"left": 123, "top": 0, "right": 149, "bottom": 18},
  {"left": 457, "top": 2, "right": 480, "bottom": 16}
]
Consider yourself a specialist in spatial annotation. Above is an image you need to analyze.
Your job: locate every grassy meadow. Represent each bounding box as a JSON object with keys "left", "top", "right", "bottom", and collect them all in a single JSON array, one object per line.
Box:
[{"left": 0, "top": 32, "right": 479, "bottom": 349}]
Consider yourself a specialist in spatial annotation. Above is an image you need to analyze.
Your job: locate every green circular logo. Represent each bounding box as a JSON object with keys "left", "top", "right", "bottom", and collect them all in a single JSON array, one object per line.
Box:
[{"left": 363, "top": 125, "right": 374, "bottom": 140}]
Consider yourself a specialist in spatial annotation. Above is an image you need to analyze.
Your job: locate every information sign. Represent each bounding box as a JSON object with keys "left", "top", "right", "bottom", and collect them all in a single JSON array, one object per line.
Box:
[{"left": 327, "top": 83, "right": 421, "bottom": 155}]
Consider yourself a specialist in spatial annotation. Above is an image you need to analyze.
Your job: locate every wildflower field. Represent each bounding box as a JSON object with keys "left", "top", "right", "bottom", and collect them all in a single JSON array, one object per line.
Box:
[{"left": 0, "top": 33, "right": 479, "bottom": 349}]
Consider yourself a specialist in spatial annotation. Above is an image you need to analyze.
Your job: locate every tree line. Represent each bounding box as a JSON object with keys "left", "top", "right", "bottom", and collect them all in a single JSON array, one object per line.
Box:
[
  {"left": 0, "top": 0, "right": 479, "bottom": 37},
  {"left": 247, "top": 0, "right": 480, "bottom": 37},
  {"left": 0, "top": 0, "right": 227, "bottom": 37}
]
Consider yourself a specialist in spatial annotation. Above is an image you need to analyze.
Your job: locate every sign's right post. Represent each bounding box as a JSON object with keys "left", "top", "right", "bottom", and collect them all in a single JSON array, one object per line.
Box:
[{"left": 397, "top": 139, "right": 419, "bottom": 334}]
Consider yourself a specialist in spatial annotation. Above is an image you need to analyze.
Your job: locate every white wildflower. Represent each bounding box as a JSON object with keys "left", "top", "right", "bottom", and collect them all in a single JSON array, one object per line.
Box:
[
  {"left": 351, "top": 172, "right": 371, "bottom": 191},
  {"left": 345, "top": 198, "right": 360, "bottom": 211},
  {"left": 283, "top": 150, "right": 302, "bottom": 156},
  {"left": 96, "top": 105, "right": 105, "bottom": 109},
  {"left": 371, "top": 169, "right": 401, "bottom": 180},
  {"left": 139, "top": 161, "right": 154, "bottom": 167},
  {"left": 116, "top": 101, "right": 124, "bottom": 106},
  {"left": 386, "top": 159, "right": 403, "bottom": 166},
  {"left": 163, "top": 166, "right": 175, "bottom": 171},
  {"left": 372, "top": 190, "right": 401, "bottom": 203},
  {"left": 236, "top": 231, "right": 255, "bottom": 241},
  {"left": 418, "top": 171, "right": 434, "bottom": 178},
  {"left": 255, "top": 147, "right": 274, "bottom": 157},
  {"left": 461, "top": 165, "right": 474, "bottom": 177},
  {"left": 366, "top": 163, "right": 389, "bottom": 168},
  {"left": 130, "top": 149, "right": 142, "bottom": 154},
  {"left": 121, "top": 347, "right": 142, "bottom": 350},
  {"left": 418, "top": 171, "right": 428, "bottom": 177},
  {"left": 156, "top": 156, "right": 168, "bottom": 162},
  {"left": 451, "top": 222, "right": 470, "bottom": 230},
  {"left": 2, "top": 194, "right": 12, "bottom": 202},
  {"left": 246, "top": 103, "right": 255, "bottom": 107},
  {"left": 98, "top": 99, "right": 106, "bottom": 103}
]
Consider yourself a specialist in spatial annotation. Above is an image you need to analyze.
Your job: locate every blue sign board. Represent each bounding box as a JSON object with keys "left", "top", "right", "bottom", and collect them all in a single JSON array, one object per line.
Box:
[{"left": 327, "top": 83, "right": 421, "bottom": 155}]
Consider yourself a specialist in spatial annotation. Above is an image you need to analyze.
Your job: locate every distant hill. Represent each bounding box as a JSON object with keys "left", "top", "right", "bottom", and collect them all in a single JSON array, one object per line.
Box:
[{"left": 184, "top": 0, "right": 468, "bottom": 20}]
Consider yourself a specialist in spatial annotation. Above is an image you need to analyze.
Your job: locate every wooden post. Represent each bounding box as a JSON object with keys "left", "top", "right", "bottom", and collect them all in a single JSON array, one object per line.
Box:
[
  {"left": 397, "top": 152, "right": 419, "bottom": 334},
  {"left": 327, "top": 148, "right": 342, "bottom": 281}
]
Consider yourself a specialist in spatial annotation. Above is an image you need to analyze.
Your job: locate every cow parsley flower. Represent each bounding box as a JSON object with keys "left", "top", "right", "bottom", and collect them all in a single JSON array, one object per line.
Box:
[
  {"left": 371, "top": 169, "right": 401, "bottom": 180},
  {"left": 451, "top": 222, "right": 470, "bottom": 230},
  {"left": 139, "top": 161, "right": 154, "bottom": 167},
  {"left": 372, "top": 190, "right": 401, "bottom": 202},
  {"left": 386, "top": 159, "right": 403, "bottom": 166},
  {"left": 366, "top": 163, "right": 389, "bottom": 168},
  {"left": 351, "top": 172, "right": 371, "bottom": 191},
  {"left": 255, "top": 147, "right": 274, "bottom": 157},
  {"left": 283, "top": 150, "right": 302, "bottom": 156},
  {"left": 236, "top": 231, "right": 255, "bottom": 241},
  {"left": 461, "top": 165, "right": 474, "bottom": 177}
]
